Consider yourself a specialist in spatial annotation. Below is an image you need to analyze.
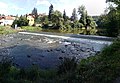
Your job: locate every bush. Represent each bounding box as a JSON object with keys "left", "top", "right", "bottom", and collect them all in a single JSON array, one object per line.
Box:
[
  {"left": 12, "top": 16, "right": 29, "bottom": 28},
  {"left": 77, "top": 39, "right": 120, "bottom": 83},
  {"left": 58, "top": 57, "right": 77, "bottom": 75}
]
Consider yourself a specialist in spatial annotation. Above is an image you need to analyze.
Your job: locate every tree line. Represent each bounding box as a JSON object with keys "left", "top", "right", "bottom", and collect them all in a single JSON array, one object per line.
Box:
[
  {"left": 12, "top": 0, "right": 120, "bottom": 37},
  {"left": 96, "top": 0, "right": 120, "bottom": 37},
  {"left": 35, "top": 4, "right": 97, "bottom": 35}
]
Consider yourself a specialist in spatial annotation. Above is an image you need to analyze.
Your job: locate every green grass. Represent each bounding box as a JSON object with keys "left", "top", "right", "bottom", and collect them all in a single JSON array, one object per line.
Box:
[
  {"left": 21, "top": 26, "right": 42, "bottom": 32},
  {"left": 0, "top": 26, "right": 17, "bottom": 35}
]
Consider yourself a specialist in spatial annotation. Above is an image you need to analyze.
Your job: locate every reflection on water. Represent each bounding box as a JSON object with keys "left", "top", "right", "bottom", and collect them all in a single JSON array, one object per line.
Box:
[
  {"left": 41, "top": 29, "right": 85, "bottom": 34},
  {"left": 41, "top": 28, "right": 97, "bottom": 35}
]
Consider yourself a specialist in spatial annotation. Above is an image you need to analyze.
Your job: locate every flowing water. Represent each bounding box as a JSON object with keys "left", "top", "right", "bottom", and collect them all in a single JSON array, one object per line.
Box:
[{"left": 0, "top": 32, "right": 113, "bottom": 69}]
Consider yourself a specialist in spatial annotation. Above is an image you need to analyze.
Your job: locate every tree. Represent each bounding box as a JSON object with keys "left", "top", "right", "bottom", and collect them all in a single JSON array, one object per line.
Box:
[
  {"left": 78, "top": 5, "right": 97, "bottom": 34},
  {"left": 96, "top": 0, "right": 120, "bottom": 37},
  {"left": 103, "top": 8, "right": 120, "bottom": 37},
  {"left": 78, "top": 5, "right": 87, "bottom": 26},
  {"left": 1, "top": 14, "right": 5, "bottom": 16},
  {"left": 36, "top": 15, "right": 48, "bottom": 24},
  {"left": 71, "top": 8, "right": 78, "bottom": 22},
  {"left": 106, "top": 0, "right": 120, "bottom": 9},
  {"left": 48, "top": 4, "right": 54, "bottom": 21},
  {"left": 50, "top": 10, "right": 63, "bottom": 29},
  {"left": 12, "top": 16, "right": 29, "bottom": 28},
  {"left": 32, "top": 8, "right": 38, "bottom": 19},
  {"left": 63, "top": 10, "right": 67, "bottom": 21},
  {"left": 78, "top": 5, "right": 85, "bottom": 15}
]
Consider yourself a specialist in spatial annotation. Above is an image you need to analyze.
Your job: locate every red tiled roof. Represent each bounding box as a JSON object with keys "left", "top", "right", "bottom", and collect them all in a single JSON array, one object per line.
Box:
[
  {"left": 27, "top": 14, "right": 35, "bottom": 18},
  {"left": 0, "top": 16, "right": 5, "bottom": 20},
  {"left": 5, "top": 16, "right": 15, "bottom": 20}
]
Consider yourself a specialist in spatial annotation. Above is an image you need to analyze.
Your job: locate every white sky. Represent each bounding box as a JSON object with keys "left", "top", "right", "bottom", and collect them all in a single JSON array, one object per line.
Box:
[{"left": 0, "top": 0, "right": 108, "bottom": 16}]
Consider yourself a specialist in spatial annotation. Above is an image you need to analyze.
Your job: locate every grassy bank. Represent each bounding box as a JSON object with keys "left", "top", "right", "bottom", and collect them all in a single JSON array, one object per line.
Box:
[
  {"left": 78, "top": 39, "right": 120, "bottom": 83},
  {"left": 21, "top": 26, "right": 42, "bottom": 32},
  {"left": 0, "top": 26, "right": 42, "bottom": 35},
  {"left": 0, "top": 26, "right": 17, "bottom": 35}
]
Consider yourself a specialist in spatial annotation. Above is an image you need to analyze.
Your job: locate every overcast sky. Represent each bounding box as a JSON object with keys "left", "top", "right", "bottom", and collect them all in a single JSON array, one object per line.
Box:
[{"left": 0, "top": 0, "right": 108, "bottom": 16}]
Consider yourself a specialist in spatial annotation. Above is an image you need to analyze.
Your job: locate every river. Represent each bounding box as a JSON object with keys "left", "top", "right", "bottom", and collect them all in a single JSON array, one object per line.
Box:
[{"left": 0, "top": 32, "right": 113, "bottom": 69}]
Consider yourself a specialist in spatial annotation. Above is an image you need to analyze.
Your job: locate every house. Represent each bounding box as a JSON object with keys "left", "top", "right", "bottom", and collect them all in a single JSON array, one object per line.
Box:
[
  {"left": 0, "top": 16, "right": 15, "bottom": 26},
  {"left": 0, "top": 16, "right": 5, "bottom": 26},
  {"left": 4, "top": 16, "right": 16, "bottom": 25},
  {"left": 27, "top": 14, "right": 35, "bottom": 26}
]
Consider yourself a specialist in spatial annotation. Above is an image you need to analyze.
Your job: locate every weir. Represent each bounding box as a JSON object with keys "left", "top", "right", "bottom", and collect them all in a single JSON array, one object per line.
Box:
[{"left": 19, "top": 32, "right": 113, "bottom": 45}]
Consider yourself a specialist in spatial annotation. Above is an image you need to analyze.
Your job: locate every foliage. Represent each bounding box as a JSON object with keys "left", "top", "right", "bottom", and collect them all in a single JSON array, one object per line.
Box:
[
  {"left": 97, "top": 0, "right": 120, "bottom": 37},
  {"left": 38, "top": 4, "right": 97, "bottom": 35},
  {"left": 78, "top": 5, "right": 87, "bottom": 26},
  {"left": 105, "top": 0, "right": 120, "bottom": 37},
  {"left": 58, "top": 57, "right": 77, "bottom": 75},
  {"left": 0, "top": 60, "right": 57, "bottom": 83},
  {"left": 77, "top": 39, "right": 120, "bottom": 83},
  {"left": 48, "top": 4, "right": 54, "bottom": 21},
  {"left": 78, "top": 6, "right": 97, "bottom": 35},
  {"left": 71, "top": 8, "right": 78, "bottom": 22},
  {"left": 12, "top": 16, "right": 29, "bottom": 28},
  {"left": 106, "top": 0, "right": 120, "bottom": 9},
  {"left": 35, "top": 15, "right": 48, "bottom": 24},
  {"left": 106, "top": 9, "right": 120, "bottom": 37},
  {"left": 63, "top": 10, "right": 67, "bottom": 21},
  {"left": 51, "top": 10, "right": 63, "bottom": 25}
]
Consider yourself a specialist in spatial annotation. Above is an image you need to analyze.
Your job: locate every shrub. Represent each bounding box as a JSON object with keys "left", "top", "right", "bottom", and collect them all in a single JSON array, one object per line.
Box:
[{"left": 77, "top": 39, "right": 120, "bottom": 83}]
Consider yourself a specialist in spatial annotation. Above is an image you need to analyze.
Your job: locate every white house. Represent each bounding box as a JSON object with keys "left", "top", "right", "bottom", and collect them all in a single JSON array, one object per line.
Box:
[
  {"left": 4, "top": 16, "right": 15, "bottom": 25},
  {"left": 0, "top": 16, "right": 5, "bottom": 26},
  {"left": 0, "top": 16, "right": 15, "bottom": 26}
]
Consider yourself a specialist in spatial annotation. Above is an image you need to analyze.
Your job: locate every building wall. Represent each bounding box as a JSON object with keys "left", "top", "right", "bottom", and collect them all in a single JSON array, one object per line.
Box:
[
  {"left": 4, "top": 20, "right": 14, "bottom": 25},
  {"left": 0, "top": 16, "right": 15, "bottom": 26},
  {"left": 0, "top": 19, "right": 5, "bottom": 26},
  {"left": 27, "top": 16, "right": 34, "bottom": 26}
]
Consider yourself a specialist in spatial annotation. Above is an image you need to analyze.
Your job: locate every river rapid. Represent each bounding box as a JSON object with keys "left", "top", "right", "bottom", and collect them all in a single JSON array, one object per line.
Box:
[{"left": 0, "top": 33, "right": 112, "bottom": 69}]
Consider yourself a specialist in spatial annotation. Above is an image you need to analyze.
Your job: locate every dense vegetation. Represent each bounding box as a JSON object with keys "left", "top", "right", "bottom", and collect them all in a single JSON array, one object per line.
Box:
[
  {"left": 11, "top": 5, "right": 97, "bottom": 35},
  {"left": 77, "top": 39, "right": 120, "bottom": 83},
  {"left": 96, "top": 0, "right": 120, "bottom": 37},
  {"left": 12, "top": 15, "right": 29, "bottom": 28},
  {"left": 35, "top": 5, "right": 97, "bottom": 35}
]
